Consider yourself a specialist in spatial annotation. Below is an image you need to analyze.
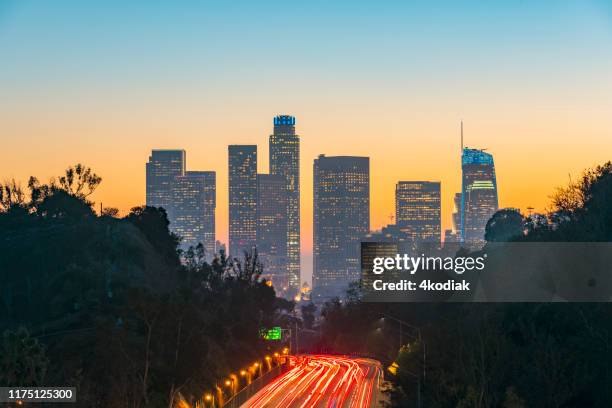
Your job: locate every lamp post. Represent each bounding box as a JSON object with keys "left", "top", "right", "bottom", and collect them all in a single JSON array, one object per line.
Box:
[
  {"left": 224, "top": 378, "right": 236, "bottom": 397},
  {"left": 240, "top": 369, "right": 251, "bottom": 385},
  {"left": 228, "top": 374, "right": 238, "bottom": 395},
  {"left": 265, "top": 355, "right": 272, "bottom": 371},
  {"left": 204, "top": 393, "right": 215, "bottom": 408},
  {"left": 380, "top": 314, "right": 426, "bottom": 408},
  {"left": 380, "top": 314, "right": 426, "bottom": 380}
]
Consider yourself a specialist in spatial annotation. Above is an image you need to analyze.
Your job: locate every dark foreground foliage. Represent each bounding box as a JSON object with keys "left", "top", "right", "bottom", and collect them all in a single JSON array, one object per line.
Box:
[
  {"left": 317, "top": 162, "right": 612, "bottom": 408},
  {"left": 0, "top": 165, "right": 292, "bottom": 407}
]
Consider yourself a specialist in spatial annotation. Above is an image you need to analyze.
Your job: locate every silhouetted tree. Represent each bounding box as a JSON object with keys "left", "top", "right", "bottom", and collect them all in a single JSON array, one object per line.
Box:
[
  {"left": 300, "top": 302, "right": 317, "bottom": 330},
  {"left": 57, "top": 163, "right": 102, "bottom": 199},
  {"left": 319, "top": 162, "right": 612, "bottom": 408},
  {"left": 0, "top": 179, "right": 26, "bottom": 211},
  {"left": 0, "top": 327, "right": 48, "bottom": 386},
  {"left": 485, "top": 208, "right": 524, "bottom": 242},
  {"left": 101, "top": 206, "right": 120, "bottom": 217},
  {"left": 0, "top": 165, "right": 289, "bottom": 407}
]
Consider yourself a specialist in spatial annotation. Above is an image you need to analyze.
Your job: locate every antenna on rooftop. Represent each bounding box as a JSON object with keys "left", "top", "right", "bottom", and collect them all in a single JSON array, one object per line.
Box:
[{"left": 460, "top": 120, "right": 464, "bottom": 152}]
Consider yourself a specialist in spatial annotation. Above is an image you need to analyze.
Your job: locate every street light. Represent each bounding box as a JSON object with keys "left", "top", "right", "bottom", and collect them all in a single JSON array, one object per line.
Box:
[
  {"left": 380, "top": 314, "right": 426, "bottom": 408},
  {"left": 228, "top": 374, "right": 238, "bottom": 395},
  {"left": 380, "top": 314, "right": 426, "bottom": 379},
  {"left": 204, "top": 393, "right": 215, "bottom": 408},
  {"left": 265, "top": 355, "right": 272, "bottom": 370},
  {"left": 240, "top": 369, "right": 252, "bottom": 384},
  {"left": 223, "top": 378, "right": 234, "bottom": 398},
  {"left": 253, "top": 361, "right": 262, "bottom": 376}
]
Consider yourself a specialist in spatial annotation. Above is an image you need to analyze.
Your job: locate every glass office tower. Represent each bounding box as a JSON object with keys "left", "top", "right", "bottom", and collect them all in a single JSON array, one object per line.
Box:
[
  {"left": 257, "top": 173, "right": 289, "bottom": 295},
  {"left": 313, "top": 155, "right": 370, "bottom": 299},
  {"left": 146, "top": 149, "right": 186, "bottom": 218},
  {"left": 172, "top": 171, "right": 216, "bottom": 258},
  {"left": 228, "top": 145, "right": 257, "bottom": 258},
  {"left": 269, "top": 115, "right": 301, "bottom": 295},
  {"left": 461, "top": 148, "right": 499, "bottom": 246},
  {"left": 395, "top": 181, "right": 441, "bottom": 244}
]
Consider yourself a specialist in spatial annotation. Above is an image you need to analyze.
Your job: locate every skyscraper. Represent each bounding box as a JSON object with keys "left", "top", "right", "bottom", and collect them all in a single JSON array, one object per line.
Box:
[
  {"left": 269, "top": 115, "right": 300, "bottom": 294},
  {"left": 146, "top": 149, "right": 186, "bottom": 218},
  {"left": 171, "top": 171, "right": 216, "bottom": 257},
  {"left": 313, "top": 155, "right": 370, "bottom": 299},
  {"left": 461, "top": 148, "right": 499, "bottom": 246},
  {"left": 395, "top": 181, "right": 441, "bottom": 244},
  {"left": 228, "top": 145, "right": 257, "bottom": 258},
  {"left": 257, "top": 173, "right": 289, "bottom": 294}
]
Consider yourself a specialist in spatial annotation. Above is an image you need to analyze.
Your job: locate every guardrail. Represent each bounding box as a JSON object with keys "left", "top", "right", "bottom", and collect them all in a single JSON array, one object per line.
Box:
[{"left": 218, "top": 363, "right": 290, "bottom": 408}]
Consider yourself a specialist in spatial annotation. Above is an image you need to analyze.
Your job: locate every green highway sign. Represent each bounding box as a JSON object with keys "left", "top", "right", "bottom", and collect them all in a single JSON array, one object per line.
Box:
[{"left": 261, "top": 326, "right": 282, "bottom": 341}]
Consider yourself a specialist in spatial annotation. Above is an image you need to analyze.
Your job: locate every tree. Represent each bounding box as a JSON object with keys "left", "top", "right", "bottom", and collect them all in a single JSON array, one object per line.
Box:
[
  {"left": 0, "top": 179, "right": 26, "bottom": 211},
  {"left": 101, "top": 207, "right": 120, "bottom": 217},
  {"left": 57, "top": 163, "right": 102, "bottom": 199},
  {"left": 485, "top": 208, "right": 524, "bottom": 242},
  {"left": 0, "top": 327, "right": 48, "bottom": 386},
  {"left": 125, "top": 206, "right": 181, "bottom": 265},
  {"left": 301, "top": 302, "right": 317, "bottom": 330}
]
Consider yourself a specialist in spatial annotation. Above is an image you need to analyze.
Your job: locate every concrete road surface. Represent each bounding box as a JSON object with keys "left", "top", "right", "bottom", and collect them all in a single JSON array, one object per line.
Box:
[{"left": 241, "top": 355, "right": 383, "bottom": 408}]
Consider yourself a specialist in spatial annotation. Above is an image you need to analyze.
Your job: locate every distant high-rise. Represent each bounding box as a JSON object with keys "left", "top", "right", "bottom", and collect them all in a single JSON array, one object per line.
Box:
[
  {"left": 146, "top": 149, "right": 186, "bottom": 217},
  {"left": 461, "top": 148, "right": 499, "bottom": 246},
  {"left": 313, "top": 155, "right": 370, "bottom": 299},
  {"left": 228, "top": 145, "right": 257, "bottom": 257},
  {"left": 395, "top": 181, "right": 441, "bottom": 243},
  {"left": 257, "top": 173, "right": 289, "bottom": 294},
  {"left": 269, "top": 115, "right": 300, "bottom": 295},
  {"left": 171, "top": 171, "right": 216, "bottom": 257}
]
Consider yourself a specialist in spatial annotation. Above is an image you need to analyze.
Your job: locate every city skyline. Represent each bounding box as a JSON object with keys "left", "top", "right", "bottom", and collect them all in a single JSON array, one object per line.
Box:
[
  {"left": 3, "top": 1, "right": 612, "bottom": 283},
  {"left": 143, "top": 125, "right": 495, "bottom": 297}
]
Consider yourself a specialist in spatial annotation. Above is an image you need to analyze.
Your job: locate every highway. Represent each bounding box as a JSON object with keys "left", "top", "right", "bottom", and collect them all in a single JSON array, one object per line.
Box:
[{"left": 241, "top": 355, "right": 382, "bottom": 408}]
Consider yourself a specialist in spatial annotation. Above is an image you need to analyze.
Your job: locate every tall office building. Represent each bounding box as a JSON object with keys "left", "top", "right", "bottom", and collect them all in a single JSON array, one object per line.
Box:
[
  {"left": 228, "top": 145, "right": 258, "bottom": 257},
  {"left": 171, "top": 171, "right": 216, "bottom": 257},
  {"left": 313, "top": 155, "right": 370, "bottom": 299},
  {"left": 257, "top": 173, "right": 289, "bottom": 294},
  {"left": 146, "top": 149, "right": 186, "bottom": 218},
  {"left": 269, "top": 115, "right": 300, "bottom": 294},
  {"left": 395, "top": 181, "right": 441, "bottom": 244},
  {"left": 461, "top": 148, "right": 499, "bottom": 246}
]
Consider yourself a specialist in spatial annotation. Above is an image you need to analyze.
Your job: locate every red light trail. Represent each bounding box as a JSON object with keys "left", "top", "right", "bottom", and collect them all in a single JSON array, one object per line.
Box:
[{"left": 242, "top": 355, "right": 381, "bottom": 408}]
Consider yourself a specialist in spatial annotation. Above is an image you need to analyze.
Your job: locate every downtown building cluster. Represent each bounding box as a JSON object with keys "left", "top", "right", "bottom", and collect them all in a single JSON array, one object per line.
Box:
[
  {"left": 146, "top": 116, "right": 301, "bottom": 298},
  {"left": 227, "top": 116, "right": 301, "bottom": 297},
  {"left": 146, "top": 118, "right": 498, "bottom": 300}
]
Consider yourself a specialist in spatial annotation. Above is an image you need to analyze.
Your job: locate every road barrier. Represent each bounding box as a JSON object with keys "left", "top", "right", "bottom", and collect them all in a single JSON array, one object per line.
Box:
[{"left": 219, "top": 363, "right": 290, "bottom": 408}]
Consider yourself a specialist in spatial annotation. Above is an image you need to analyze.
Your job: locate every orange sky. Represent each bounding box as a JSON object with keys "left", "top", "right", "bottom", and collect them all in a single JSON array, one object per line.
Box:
[{"left": 3, "top": 103, "right": 611, "bottom": 254}]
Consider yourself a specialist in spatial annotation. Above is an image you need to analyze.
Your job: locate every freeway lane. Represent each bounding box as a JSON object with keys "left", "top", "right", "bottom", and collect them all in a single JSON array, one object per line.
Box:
[{"left": 241, "top": 355, "right": 382, "bottom": 408}]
